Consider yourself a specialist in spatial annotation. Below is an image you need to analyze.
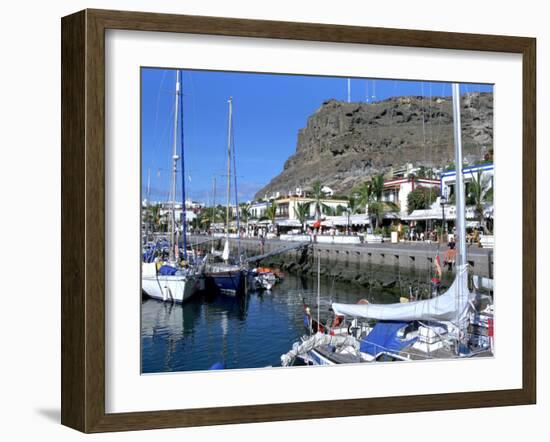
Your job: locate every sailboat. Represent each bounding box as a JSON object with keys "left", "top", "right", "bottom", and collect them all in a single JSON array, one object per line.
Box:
[
  {"left": 142, "top": 70, "right": 202, "bottom": 303},
  {"left": 281, "top": 83, "right": 493, "bottom": 366},
  {"left": 204, "top": 97, "right": 247, "bottom": 296}
]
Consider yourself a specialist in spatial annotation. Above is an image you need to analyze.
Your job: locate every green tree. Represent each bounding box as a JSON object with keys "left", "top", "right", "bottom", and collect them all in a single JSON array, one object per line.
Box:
[
  {"left": 468, "top": 171, "right": 493, "bottom": 233},
  {"left": 415, "top": 166, "right": 436, "bottom": 179},
  {"left": 240, "top": 203, "right": 252, "bottom": 235},
  {"left": 262, "top": 201, "right": 278, "bottom": 232},
  {"left": 353, "top": 181, "right": 372, "bottom": 213},
  {"left": 353, "top": 174, "right": 386, "bottom": 229},
  {"left": 444, "top": 162, "right": 456, "bottom": 172},
  {"left": 144, "top": 203, "right": 162, "bottom": 236},
  {"left": 407, "top": 186, "right": 440, "bottom": 214},
  {"left": 370, "top": 174, "right": 385, "bottom": 201},
  {"left": 347, "top": 195, "right": 362, "bottom": 215},
  {"left": 293, "top": 201, "right": 311, "bottom": 232}
]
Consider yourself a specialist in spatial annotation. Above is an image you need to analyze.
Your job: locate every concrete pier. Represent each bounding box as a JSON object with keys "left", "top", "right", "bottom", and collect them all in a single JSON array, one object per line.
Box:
[{"left": 189, "top": 235, "right": 493, "bottom": 279}]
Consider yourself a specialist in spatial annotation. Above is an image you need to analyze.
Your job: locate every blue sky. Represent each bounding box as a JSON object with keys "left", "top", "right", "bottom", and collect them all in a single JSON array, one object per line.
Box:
[{"left": 141, "top": 68, "right": 492, "bottom": 204}]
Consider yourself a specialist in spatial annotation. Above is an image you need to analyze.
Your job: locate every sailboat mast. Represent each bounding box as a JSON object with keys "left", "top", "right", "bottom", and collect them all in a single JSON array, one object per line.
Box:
[
  {"left": 211, "top": 177, "right": 216, "bottom": 252},
  {"left": 179, "top": 70, "right": 188, "bottom": 261},
  {"left": 451, "top": 83, "right": 466, "bottom": 267},
  {"left": 226, "top": 97, "right": 233, "bottom": 241},
  {"left": 146, "top": 168, "right": 151, "bottom": 202},
  {"left": 170, "top": 71, "right": 181, "bottom": 262}
]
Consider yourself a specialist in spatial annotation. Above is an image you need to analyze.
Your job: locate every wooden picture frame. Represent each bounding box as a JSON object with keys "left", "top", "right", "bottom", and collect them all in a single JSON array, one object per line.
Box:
[{"left": 61, "top": 8, "right": 536, "bottom": 433}]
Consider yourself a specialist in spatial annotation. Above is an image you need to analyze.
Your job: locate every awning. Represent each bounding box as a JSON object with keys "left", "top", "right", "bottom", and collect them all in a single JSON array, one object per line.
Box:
[
  {"left": 276, "top": 219, "right": 302, "bottom": 227},
  {"left": 402, "top": 204, "right": 493, "bottom": 221},
  {"left": 314, "top": 215, "right": 370, "bottom": 227}
]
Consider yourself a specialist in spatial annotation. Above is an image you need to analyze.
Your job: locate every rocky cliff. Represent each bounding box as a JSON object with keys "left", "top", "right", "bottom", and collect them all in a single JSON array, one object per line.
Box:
[{"left": 255, "top": 92, "right": 493, "bottom": 199}]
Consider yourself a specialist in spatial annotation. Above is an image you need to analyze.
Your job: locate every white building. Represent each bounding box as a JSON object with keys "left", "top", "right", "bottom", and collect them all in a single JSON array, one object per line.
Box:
[
  {"left": 382, "top": 177, "right": 440, "bottom": 217},
  {"left": 440, "top": 163, "right": 494, "bottom": 201},
  {"left": 274, "top": 196, "right": 349, "bottom": 221},
  {"left": 249, "top": 201, "right": 270, "bottom": 219}
]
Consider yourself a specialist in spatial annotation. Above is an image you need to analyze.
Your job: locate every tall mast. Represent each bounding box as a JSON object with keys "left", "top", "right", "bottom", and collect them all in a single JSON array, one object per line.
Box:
[
  {"left": 146, "top": 168, "right": 151, "bottom": 202},
  {"left": 231, "top": 104, "right": 241, "bottom": 257},
  {"left": 179, "top": 70, "right": 188, "bottom": 261},
  {"left": 451, "top": 83, "right": 466, "bottom": 267},
  {"left": 211, "top": 177, "right": 216, "bottom": 253},
  {"left": 225, "top": 97, "right": 233, "bottom": 241},
  {"left": 347, "top": 78, "right": 351, "bottom": 103},
  {"left": 452, "top": 83, "right": 467, "bottom": 350},
  {"left": 170, "top": 71, "right": 181, "bottom": 262},
  {"left": 146, "top": 167, "right": 151, "bottom": 242}
]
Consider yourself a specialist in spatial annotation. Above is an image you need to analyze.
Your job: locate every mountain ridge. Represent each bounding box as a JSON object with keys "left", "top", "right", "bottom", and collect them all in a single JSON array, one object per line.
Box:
[{"left": 254, "top": 92, "right": 493, "bottom": 199}]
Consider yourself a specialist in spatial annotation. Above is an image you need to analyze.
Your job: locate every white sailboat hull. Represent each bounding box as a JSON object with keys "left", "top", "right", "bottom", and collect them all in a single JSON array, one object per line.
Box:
[{"left": 142, "top": 273, "right": 200, "bottom": 303}]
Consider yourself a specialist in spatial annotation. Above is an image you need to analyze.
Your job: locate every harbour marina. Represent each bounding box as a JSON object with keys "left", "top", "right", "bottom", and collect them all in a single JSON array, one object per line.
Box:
[{"left": 141, "top": 69, "right": 495, "bottom": 373}]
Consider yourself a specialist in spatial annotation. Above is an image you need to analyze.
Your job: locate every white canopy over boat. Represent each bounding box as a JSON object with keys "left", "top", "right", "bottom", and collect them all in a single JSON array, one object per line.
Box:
[{"left": 332, "top": 264, "right": 471, "bottom": 323}]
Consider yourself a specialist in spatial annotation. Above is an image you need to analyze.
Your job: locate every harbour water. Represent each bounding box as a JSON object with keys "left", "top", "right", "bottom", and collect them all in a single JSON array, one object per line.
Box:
[{"left": 141, "top": 273, "right": 407, "bottom": 373}]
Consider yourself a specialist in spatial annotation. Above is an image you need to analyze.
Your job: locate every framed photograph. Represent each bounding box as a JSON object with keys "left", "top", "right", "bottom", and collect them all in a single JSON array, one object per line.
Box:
[{"left": 61, "top": 9, "right": 536, "bottom": 433}]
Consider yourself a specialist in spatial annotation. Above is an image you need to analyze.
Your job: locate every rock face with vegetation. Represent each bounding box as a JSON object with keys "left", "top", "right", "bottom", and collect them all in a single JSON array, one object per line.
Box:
[{"left": 255, "top": 92, "right": 493, "bottom": 199}]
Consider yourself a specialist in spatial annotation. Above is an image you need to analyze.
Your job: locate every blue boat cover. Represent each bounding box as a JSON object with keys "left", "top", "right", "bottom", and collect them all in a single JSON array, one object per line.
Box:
[
  {"left": 360, "top": 321, "right": 417, "bottom": 356},
  {"left": 158, "top": 265, "right": 177, "bottom": 276},
  {"left": 143, "top": 251, "right": 155, "bottom": 263},
  {"left": 209, "top": 362, "right": 225, "bottom": 370}
]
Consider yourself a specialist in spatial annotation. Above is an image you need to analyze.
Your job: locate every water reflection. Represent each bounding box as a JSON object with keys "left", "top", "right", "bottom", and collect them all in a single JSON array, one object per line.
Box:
[{"left": 141, "top": 273, "right": 411, "bottom": 373}]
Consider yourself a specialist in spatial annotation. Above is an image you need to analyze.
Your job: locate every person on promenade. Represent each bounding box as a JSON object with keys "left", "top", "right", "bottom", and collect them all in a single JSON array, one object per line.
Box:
[
  {"left": 259, "top": 234, "right": 265, "bottom": 255},
  {"left": 443, "top": 241, "right": 456, "bottom": 271}
]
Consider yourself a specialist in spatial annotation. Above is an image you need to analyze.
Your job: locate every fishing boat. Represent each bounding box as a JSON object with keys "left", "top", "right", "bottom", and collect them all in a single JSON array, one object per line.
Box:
[
  {"left": 142, "top": 70, "right": 202, "bottom": 303},
  {"left": 281, "top": 83, "right": 494, "bottom": 367},
  {"left": 204, "top": 97, "right": 247, "bottom": 296}
]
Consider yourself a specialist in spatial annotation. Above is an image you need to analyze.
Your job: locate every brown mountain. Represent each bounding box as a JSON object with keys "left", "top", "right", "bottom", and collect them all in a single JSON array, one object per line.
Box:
[{"left": 254, "top": 92, "right": 493, "bottom": 199}]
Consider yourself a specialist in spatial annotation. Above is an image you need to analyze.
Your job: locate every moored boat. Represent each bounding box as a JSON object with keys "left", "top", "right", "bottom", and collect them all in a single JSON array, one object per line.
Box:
[
  {"left": 141, "top": 70, "right": 202, "bottom": 303},
  {"left": 142, "top": 262, "right": 203, "bottom": 303},
  {"left": 281, "top": 83, "right": 494, "bottom": 367}
]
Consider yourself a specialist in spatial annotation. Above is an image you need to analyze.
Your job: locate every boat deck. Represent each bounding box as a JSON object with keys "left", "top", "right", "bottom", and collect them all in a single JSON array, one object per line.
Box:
[
  {"left": 309, "top": 342, "right": 493, "bottom": 365},
  {"left": 398, "top": 346, "right": 493, "bottom": 361},
  {"left": 311, "top": 345, "right": 363, "bottom": 364}
]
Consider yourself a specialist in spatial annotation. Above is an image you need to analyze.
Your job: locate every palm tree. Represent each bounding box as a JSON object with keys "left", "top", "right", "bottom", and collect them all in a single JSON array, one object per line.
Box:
[
  {"left": 311, "top": 180, "right": 330, "bottom": 220},
  {"left": 240, "top": 203, "right": 252, "bottom": 236},
  {"left": 468, "top": 171, "right": 493, "bottom": 233},
  {"left": 368, "top": 201, "right": 384, "bottom": 230},
  {"left": 370, "top": 174, "right": 386, "bottom": 229},
  {"left": 262, "top": 201, "right": 278, "bottom": 233},
  {"left": 347, "top": 195, "right": 361, "bottom": 216},
  {"left": 353, "top": 175, "right": 385, "bottom": 229},
  {"left": 354, "top": 181, "right": 373, "bottom": 214},
  {"left": 370, "top": 174, "right": 385, "bottom": 201},
  {"left": 343, "top": 196, "right": 362, "bottom": 234},
  {"left": 143, "top": 203, "right": 161, "bottom": 237},
  {"left": 293, "top": 201, "right": 311, "bottom": 232}
]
